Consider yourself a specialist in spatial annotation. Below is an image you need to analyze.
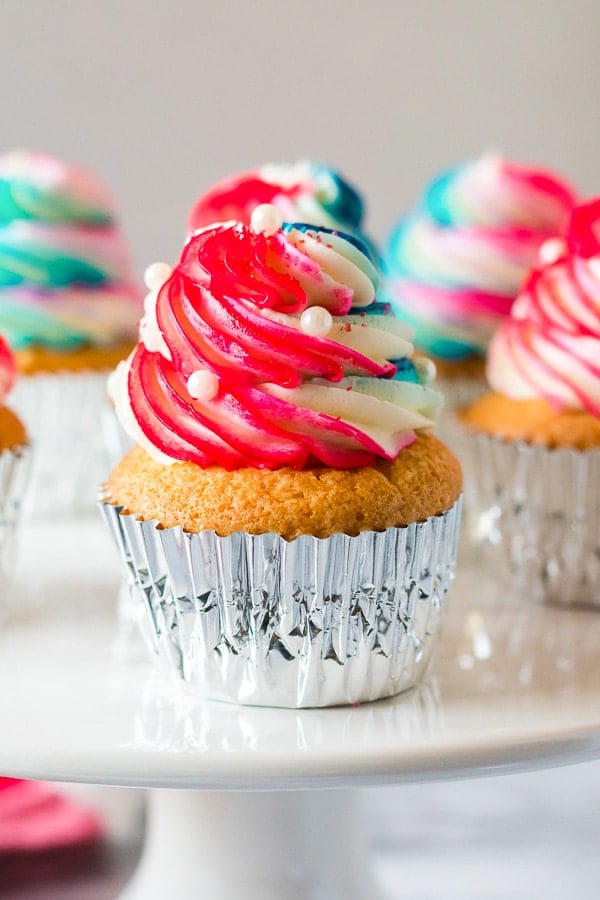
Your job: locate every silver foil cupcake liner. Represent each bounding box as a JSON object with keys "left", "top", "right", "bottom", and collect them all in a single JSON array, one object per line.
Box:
[
  {"left": 12, "top": 372, "right": 117, "bottom": 518},
  {"left": 100, "top": 498, "right": 462, "bottom": 708},
  {"left": 455, "top": 429, "right": 600, "bottom": 607},
  {"left": 0, "top": 442, "right": 31, "bottom": 620}
]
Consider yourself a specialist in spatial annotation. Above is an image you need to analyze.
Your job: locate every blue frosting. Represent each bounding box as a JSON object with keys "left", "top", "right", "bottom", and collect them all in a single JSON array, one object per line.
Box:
[
  {"left": 389, "top": 357, "right": 419, "bottom": 383},
  {"left": 383, "top": 219, "right": 412, "bottom": 279},
  {"left": 0, "top": 177, "right": 112, "bottom": 228},
  {"left": 0, "top": 297, "right": 90, "bottom": 350},
  {"left": 387, "top": 305, "right": 476, "bottom": 359},
  {"left": 0, "top": 239, "right": 109, "bottom": 288},
  {"left": 310, "top": 163, "right": 364, "bottom": 229},
  {"left": 421, "top": 165, "right": 465, "bottom": 226},
  {"left": 347, "top": 300, "right": 392, "bottom": 316}
]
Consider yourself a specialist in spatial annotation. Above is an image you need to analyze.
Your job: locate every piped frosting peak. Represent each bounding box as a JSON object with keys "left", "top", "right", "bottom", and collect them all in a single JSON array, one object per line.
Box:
[{"left": 111, "top": 210, "right": 441, "bottom": 470}]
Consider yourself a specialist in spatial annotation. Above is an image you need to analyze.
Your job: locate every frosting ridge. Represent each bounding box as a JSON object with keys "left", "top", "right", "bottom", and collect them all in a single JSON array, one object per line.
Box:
[
  {"left": 487, "top": 197, "right": 600, "bottom": 417},
  {"left": 0, "top": 151, "right": 142, "bottom": 351},
  {"left": 384, "top": 154, "right": 578, "bottom": 359},
  {"left": 187, "top": 160, "right": 376, "bottom": 262}
]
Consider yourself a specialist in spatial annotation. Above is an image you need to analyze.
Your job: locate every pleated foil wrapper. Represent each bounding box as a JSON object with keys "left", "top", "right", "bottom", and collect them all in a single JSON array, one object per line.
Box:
[
  {"left": 455, "top": 429, "right": 600, "bottom": 607},
  {"left": 0, "top": 443, "right": 31, "bottom": 619},
  {"left": 12, "top": 372, "right": 117, "bottom": 518},
  {"left": 100, "top": 498, "right": 462, "bottom": 708}
]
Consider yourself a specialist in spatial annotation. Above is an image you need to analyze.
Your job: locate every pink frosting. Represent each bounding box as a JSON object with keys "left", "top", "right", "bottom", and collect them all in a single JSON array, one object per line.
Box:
[
  {"left": 111, "top": 218, "right": 441, "bottom": 470},
  {"left": 0, "top": 337, "right": 16, "bottom": 403},
  {"left": 487, "top": 197, "right": 600, "bottom": 417}
]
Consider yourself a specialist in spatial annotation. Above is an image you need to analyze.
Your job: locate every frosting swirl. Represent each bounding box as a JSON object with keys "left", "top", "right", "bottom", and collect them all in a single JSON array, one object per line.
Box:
[
  {"left": 0, "top": 151, "right": 142, "bottom": 351},
  {"left": 0, "top": 150, "right": 115, "bottom": 226},
  {"left": 487, "top": 197, "right": 600, "bottom": 417},
  {"left": 384, "top": 154, "right": 578, "bottom": 359},
  {"left": 110, "top": 208, "right": 441, "bottom": 470},
  {"left": 187, "top": 160, "right": 376, "bottom": 259}
]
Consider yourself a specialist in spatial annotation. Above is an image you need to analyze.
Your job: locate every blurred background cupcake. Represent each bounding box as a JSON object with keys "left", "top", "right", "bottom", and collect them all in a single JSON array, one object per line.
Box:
[
  {"left": 0, "top": 335, "right": 29, "bottom": 618},
  {"left": 457, "top": 196, "right": 600, "bottom": 606},
  {"left": 383, "top": 153, "right": 578, "bottom": 422},
  {"left": 187, "top": 159, "right": 379, "bottom": 262},
  {"left": 102, "top": 206, "right": 462, "bottom": 708},
  {"left": 0, "top": 150, "right": 143, "bottom": 516}
]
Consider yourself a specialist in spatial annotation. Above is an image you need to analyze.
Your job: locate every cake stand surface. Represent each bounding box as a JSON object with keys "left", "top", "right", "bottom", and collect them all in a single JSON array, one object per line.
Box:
[{"left": 1, "top": 517, "right": 600, "bottom": 899}]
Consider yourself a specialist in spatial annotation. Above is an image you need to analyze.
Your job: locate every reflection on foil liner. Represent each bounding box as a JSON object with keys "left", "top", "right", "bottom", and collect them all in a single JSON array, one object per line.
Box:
[
  {"left": 100, "top": 498, "right": 462, "bottom": 708},
  {"left": 0, "top": 444, "right": 30, "bottom": 619},
  {"left": 450, "top": 430, "right": 600, "bottom": 607},
  {"left": 12, "top": 372, "right": 118, "bottom": 517},
  {"left": 123, "top": 666, "right": 444, "bottom": 756}
]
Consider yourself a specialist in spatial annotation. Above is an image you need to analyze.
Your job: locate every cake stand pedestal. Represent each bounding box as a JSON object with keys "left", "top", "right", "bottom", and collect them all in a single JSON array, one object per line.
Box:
[
  {"left": 2, "top": 519, "right": 600, "bottom": 899},
  {"left": 123, "top": 789, "right": 377, "bottom": 900}
]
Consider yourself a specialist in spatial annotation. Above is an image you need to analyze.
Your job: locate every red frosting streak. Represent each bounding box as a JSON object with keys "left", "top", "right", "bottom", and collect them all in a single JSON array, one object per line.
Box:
[
  {"left": 504, "top": 162, "right": 578, "bottom": 216},
  {"left": 131, "top": 224, "right": 402, "bottom": 469},
  {"left": 0, "top": 336, "right": 15, "bottom": 400},
  {"left": 187, "top": 174, "right": 306, "bottom": 233}
]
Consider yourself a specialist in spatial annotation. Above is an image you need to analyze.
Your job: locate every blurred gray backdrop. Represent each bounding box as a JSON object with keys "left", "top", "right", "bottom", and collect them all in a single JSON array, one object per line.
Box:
[
  {"left": 2, "top": 4, "right": 600, "bottom": 898},
  {"left": 1, "top": 0, "right": 597, "bottom": 271}
]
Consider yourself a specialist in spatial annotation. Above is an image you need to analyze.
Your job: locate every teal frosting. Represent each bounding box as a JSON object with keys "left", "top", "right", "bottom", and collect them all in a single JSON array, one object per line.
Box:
[
  {"left": 0, "top": 239, "right": 111, "bottom": 289},
  {"left": 308, "top": 163, "right": 381, "bottom": 266},
  {"left": 0, "top": 153, "right": 139, "bottom": 351},
  {"left": 420, "top": 165, "right": 466, "bottom": 226},
  {"left": 383, "top": 301, "right": 478, "bottom": 359},
  {"left": 0, "top": 298, "right": 90, "bottom": 350},
  {"left": 310, "top": 163, "right": 364, "bottom": 230},
  {"left": 389, "top": 357, "right": 419, "bottom": 383},
  {"left": 0, "top": 179, "right": 112, "bottom": 227}
]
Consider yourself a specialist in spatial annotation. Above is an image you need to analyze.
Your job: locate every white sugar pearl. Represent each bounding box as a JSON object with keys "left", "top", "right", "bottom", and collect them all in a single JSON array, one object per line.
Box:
[
  {"left": 587, "top": 256, "right": 600, "bottom": 281},
  {"left": 187, "top": 369, "right": 219, "bottom": 402},
  {"left": 414, "top": 356, "right": 437, "bottom": 385},
  {"left": 538, "top": 238, "right": 566, "bottom": 266},
  {"left": 299, "top": 306, "right": 333, "bottom": 337},
  {"left": 250, "top": 203, "right": 283, "bottom": 236},
  {"left": 144, "top": 261, "right": 173, "bottom": 291}
]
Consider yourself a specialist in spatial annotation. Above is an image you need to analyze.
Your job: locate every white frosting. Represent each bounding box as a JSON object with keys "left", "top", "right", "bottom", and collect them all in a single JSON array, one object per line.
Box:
[
  {"left": 139, "top": 287, "right": 172, "bottom": 360},
  {"left": 538, "top": 238, "right": 566, "bottom": 266},
  {"left": 107, "top": 358, "right": 174, "bottom": 465},
  {"left": 587, "top": 256, "right": 600, "bottom": 281},
  {"left": 285, "top": 229, "right": 375, "bottom": 307}
]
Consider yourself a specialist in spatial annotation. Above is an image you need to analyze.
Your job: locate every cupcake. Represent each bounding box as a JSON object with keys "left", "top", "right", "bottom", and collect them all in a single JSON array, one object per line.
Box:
[
  {"left": 187, "top": 158, "right": 378, "bottom": 259},
  {"left": 457, "top": 197, "right": 600, "bottom": 606},
  {"left": 101, "top": 204, "right": 462, "bottom": 708},
  {"left": 0, "top": 150, "right": 142, "bottom": 515},
  {"left": 383, "top": 153, "right": 578, "bottom": 417},
  {"left": 0, "top": 335, "right": 29, "bottom": 617}
]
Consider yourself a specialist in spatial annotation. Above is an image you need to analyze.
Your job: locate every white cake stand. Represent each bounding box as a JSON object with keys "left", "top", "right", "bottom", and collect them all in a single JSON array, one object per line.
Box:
[{"left": 1, "top": 519, "right": 600, "bottom": 899}]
